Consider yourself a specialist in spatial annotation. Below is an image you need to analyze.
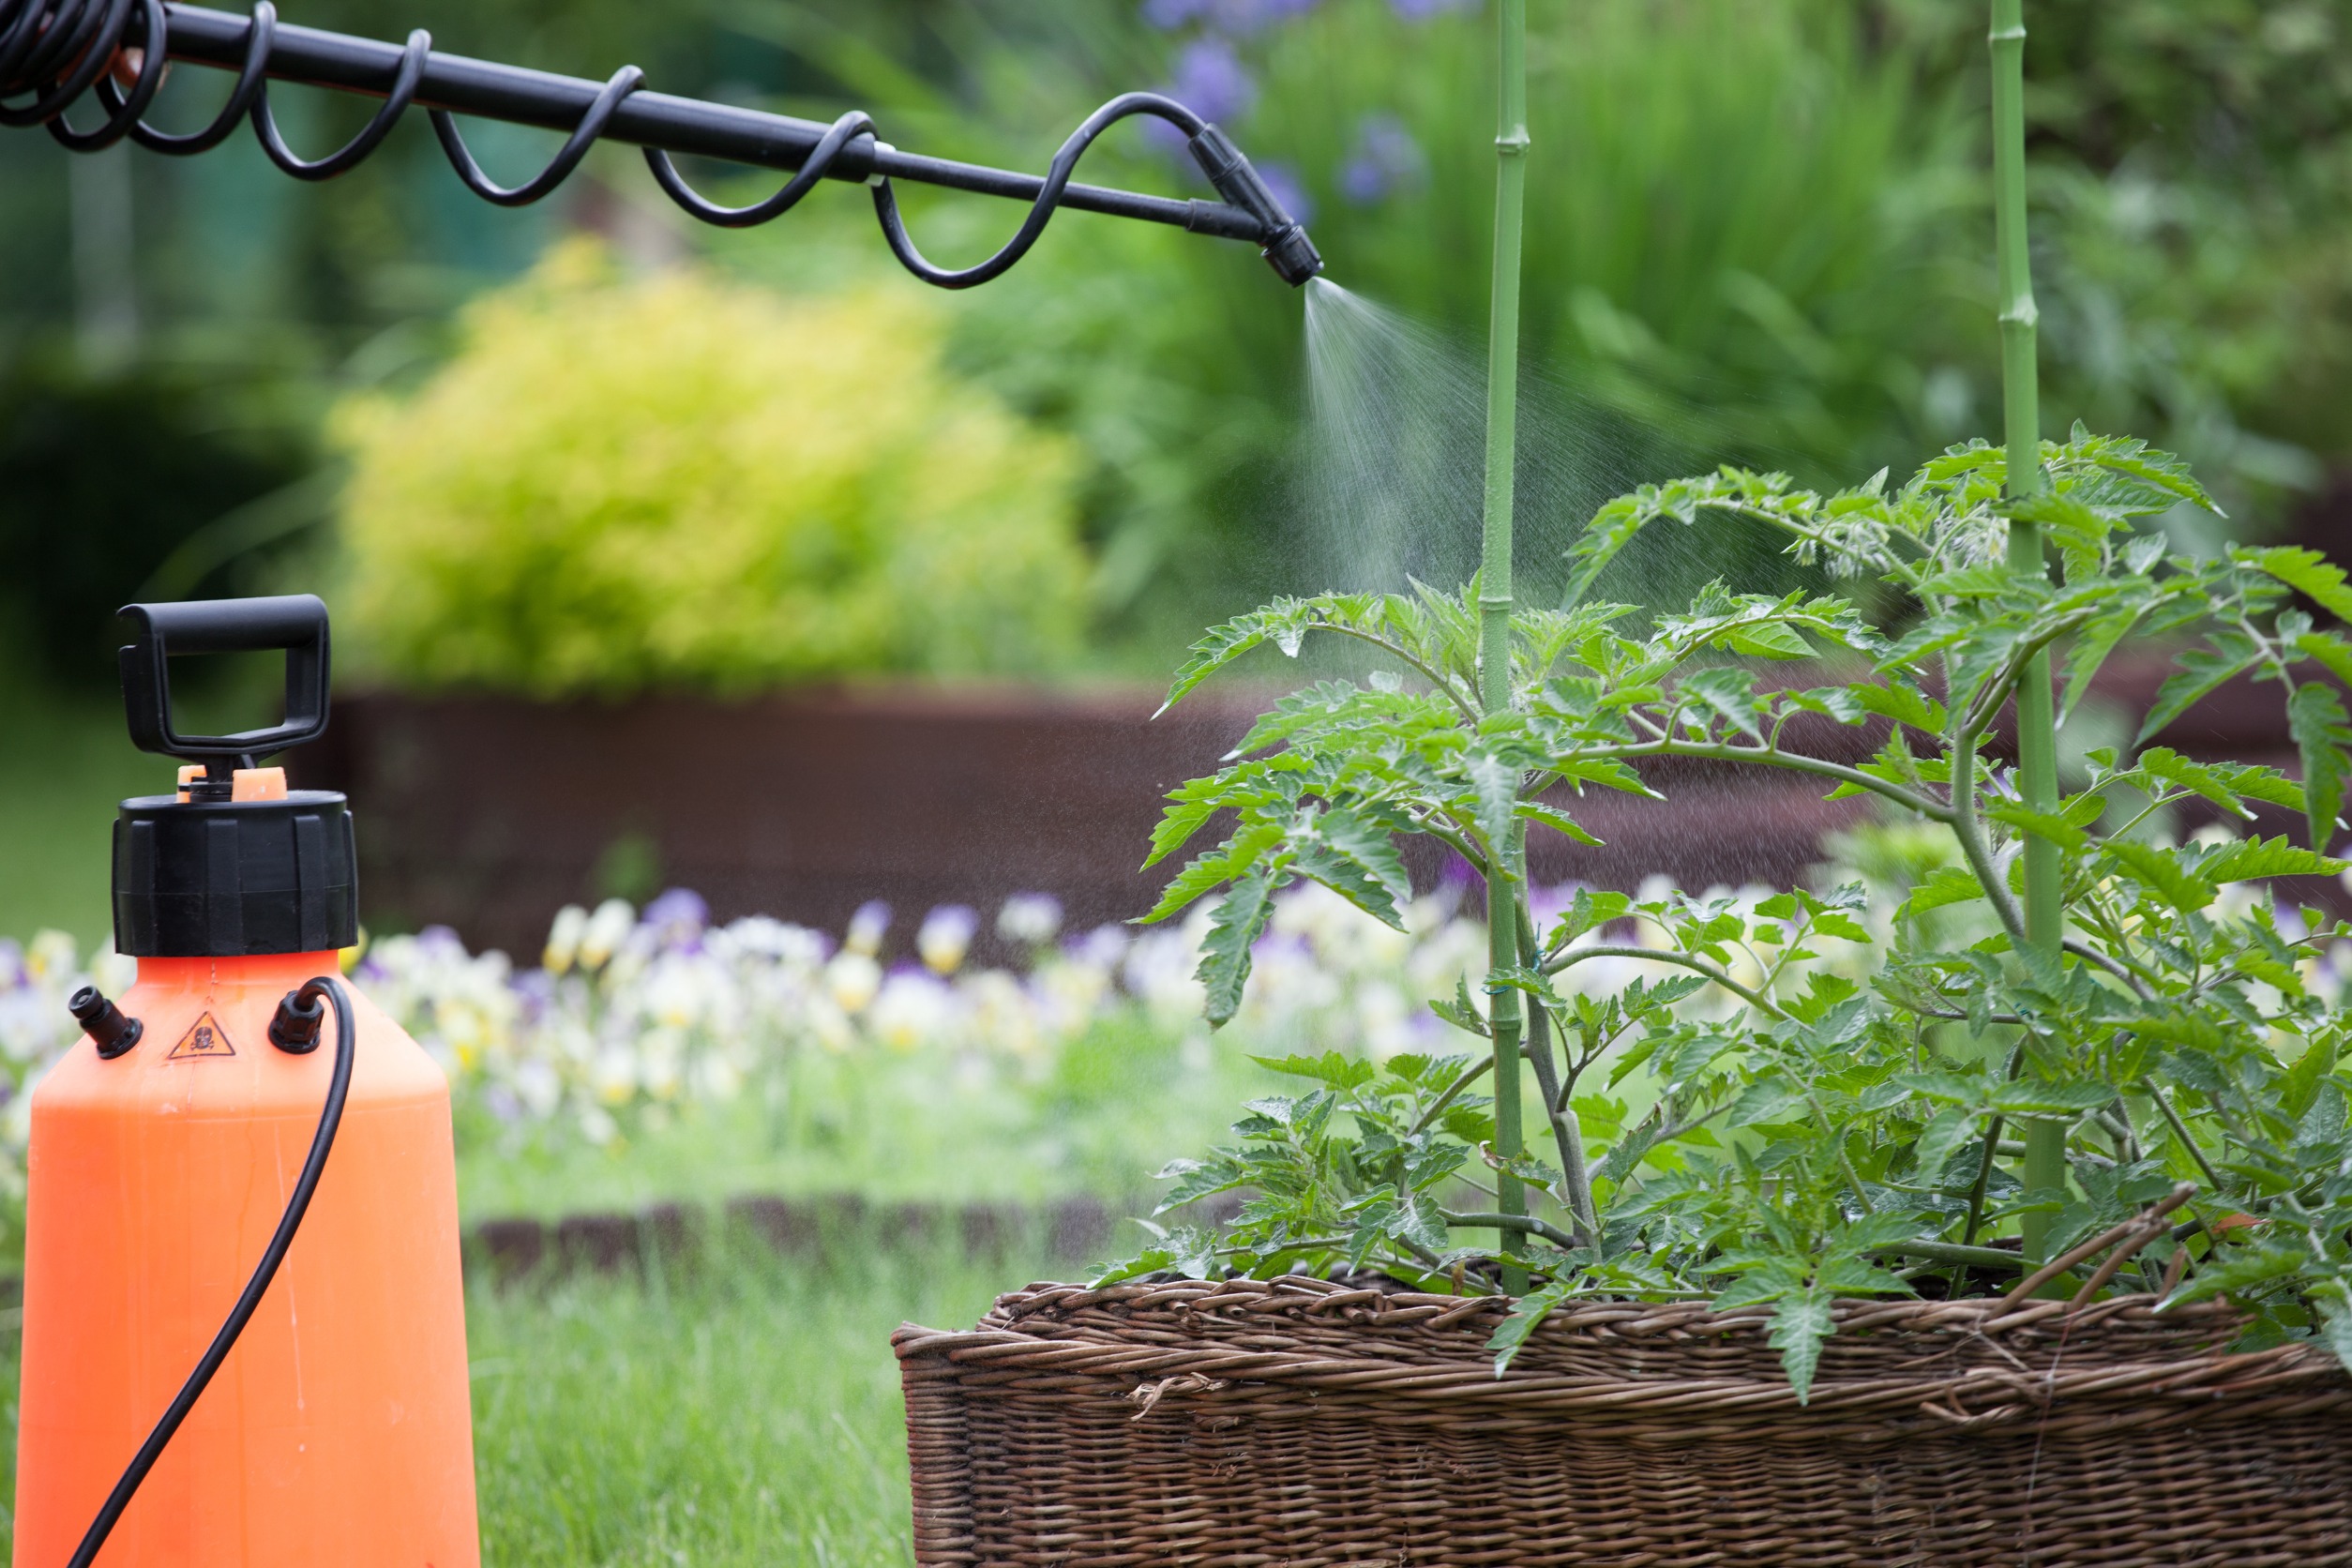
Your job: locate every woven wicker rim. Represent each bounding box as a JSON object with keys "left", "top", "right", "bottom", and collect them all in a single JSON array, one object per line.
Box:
[{"left": 893, "top": 1274, "right": 2352, "bottom": 1440}]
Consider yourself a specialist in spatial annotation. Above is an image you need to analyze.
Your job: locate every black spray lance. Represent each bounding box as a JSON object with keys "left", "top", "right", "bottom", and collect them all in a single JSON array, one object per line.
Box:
[{"left": 0, "top": 0, "right": 1324, "bottom": 287}]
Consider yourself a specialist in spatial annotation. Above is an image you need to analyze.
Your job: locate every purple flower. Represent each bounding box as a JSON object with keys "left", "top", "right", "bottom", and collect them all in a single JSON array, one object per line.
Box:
[
  {"left": 1389, "top": 0, "right": 1474, "bottom": 20},
  {"left": 845, "top": 899, "right": 892, "bottom": 957},
  {"left": 1145, "top": 0, "right": 1320, "bottom": 35},
  {"left": 1209, "top": 0, "right": 1321, "bottom": 36},
  {"left": 1168, "top": 38, "right": 1256, "bottom": 123},
  {"left": 917, "top": 904, "right": 981, "bottom": 975},
  {"left": 1255, "top": 160, "right": 1315, "bottom": 225},
  {"left": 1067, "top": 924, "right": 1131, "bottom": 970},
  {"left": 1142, "top": 0, "right": 1210, "bottom": 26},
  {"left": 642, "top": 886, "right": 710, "bottom": 940},
  {"left": 1339, "top": 113, "right": 1426, "bottom": 204},
  {"left": 417, "top": 925, "right": 466, "bottom": 958}
]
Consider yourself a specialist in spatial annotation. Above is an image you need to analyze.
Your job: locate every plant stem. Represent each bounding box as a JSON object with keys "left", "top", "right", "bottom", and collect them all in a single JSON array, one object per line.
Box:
[
  {"left": 1442, "top": 1210, "right": 1580, "bottom": 1252},
  {"left": 1516, "top": 910, "right": 1598, "bottom": 1244},
  {"left": 1479, "top": 0, "right": 1530, "bottom": 1296},
  {"left": 1991, "top": 0, "right": 2068, "bottom": 1265},
  {"left": 1544, "top": 942, "right": 1790, "bottom": 1020}
]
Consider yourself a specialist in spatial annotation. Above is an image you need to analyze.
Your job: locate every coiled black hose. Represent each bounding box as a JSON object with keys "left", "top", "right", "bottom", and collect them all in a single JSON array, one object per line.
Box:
[
  {"left": 0, "top": 0, "right": 1322, "bottom": 286},
  {"left": 66, "top": 974, "right": 355, "bottom": 1568}
]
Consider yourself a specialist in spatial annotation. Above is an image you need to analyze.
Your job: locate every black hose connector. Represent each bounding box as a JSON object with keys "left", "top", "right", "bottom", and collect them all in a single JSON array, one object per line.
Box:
[
  {"left": 1188, "top": 123, "right": 1323, "bottom": 287},
  {"left": 68, "top": 985, "right": 143, "bottom": 1060},
  {"left": 268, "top": 987, "right": 326, "bottom": 1053}
]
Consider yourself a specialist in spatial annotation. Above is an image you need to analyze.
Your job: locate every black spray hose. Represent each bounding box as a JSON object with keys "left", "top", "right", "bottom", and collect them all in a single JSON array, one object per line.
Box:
[
  {"left": 67, "top": 974, "right": 355, "bottom": 1568},
  {"left": 0, "top": 0, "right": 1323, "bottom": 285}
]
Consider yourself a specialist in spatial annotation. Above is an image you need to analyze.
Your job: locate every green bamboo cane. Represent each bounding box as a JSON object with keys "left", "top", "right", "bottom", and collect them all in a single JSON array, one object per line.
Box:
[
  {"left": 1479, "top": 0, "right": 1530, "bottom": 1293},
  {"left": 1989, "top": 0, "right": 2068, "bottom": 1262}
]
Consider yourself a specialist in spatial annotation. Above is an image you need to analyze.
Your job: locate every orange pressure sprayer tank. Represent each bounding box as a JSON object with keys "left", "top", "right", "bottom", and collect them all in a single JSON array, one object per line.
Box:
[{"left": 12, "top": 596, "right": 480, "bottom": 1568}]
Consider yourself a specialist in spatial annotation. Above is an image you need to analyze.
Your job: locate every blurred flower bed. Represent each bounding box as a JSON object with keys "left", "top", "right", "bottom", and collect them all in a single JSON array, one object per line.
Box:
[{"left": 7, "top": 823, "right": 2348, "bottom": 1239}]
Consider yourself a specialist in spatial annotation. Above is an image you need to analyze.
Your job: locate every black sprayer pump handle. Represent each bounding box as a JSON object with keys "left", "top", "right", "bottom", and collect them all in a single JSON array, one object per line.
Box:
[{"left": 118, "top": 595, "right": 332, "bottom": 766}]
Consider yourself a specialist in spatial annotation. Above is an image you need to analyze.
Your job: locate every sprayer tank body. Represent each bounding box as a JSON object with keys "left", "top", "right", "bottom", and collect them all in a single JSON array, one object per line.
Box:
[{"left": 11, "top": 950, "right": 480, "bottom": 1568}]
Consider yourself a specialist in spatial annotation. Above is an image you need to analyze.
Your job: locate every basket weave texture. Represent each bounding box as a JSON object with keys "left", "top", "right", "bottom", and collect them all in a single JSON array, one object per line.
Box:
[{"left": 894, "top": 1274, "right": 2352, "bottom": 1567}]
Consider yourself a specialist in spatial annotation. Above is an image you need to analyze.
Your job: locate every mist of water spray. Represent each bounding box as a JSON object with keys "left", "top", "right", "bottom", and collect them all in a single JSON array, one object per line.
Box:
[{"left": 1296, "top": 278, "right": 1731, "bottom": 607}]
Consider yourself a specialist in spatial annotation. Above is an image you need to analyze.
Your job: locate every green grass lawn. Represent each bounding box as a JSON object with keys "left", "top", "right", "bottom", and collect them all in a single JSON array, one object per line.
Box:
[{"left": 0, "top": 1237, "right": 1027, "bottom": 1565}]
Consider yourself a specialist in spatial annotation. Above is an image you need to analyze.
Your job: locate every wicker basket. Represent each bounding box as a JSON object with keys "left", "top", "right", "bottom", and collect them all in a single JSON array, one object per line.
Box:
[{"left": 894, "top": 1275, "right": 2352, "bottom": 1566}]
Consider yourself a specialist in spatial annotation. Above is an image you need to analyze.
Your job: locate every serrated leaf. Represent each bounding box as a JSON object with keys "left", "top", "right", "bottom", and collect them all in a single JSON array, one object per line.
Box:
[
  {"left": 1769, "top": 1289, "right": 1833, "bottom": 1405},
  {"left": 1899, "top": 865, "right": 1986, "bottom": 920},
  {"left": 1726, "top": 1079, "right": 1807, "bottom": 1127},
  {"left": 2297, "top": 632, "right": 2352, "bottom": 691},
  {"left": 1250, "top": 1051, "right": 1378, "bottom": 1091},
  {"left": 1160, "top": 619, "right": 1270, "bottom": 715},
  {"left": 2199, "top": 834, "right": 2344, "bottom": 884},
  {"left": 1679, "top": 666, "right": 1767, "bottom": 743},
  {"left": 2239, "top": 547, "right": 2352, "bottom": 626},
  {"left": 1913, "top": 1107, "right": 1979, "bottom": 1184},
  {"left": 1555, "top": 888, "right": 1633, "bottom": 945},
  {"left": 2287, "top": 682, "right": 2352, "bottom": 852},
  {"left": 1295, "top": 807, "right": 1410, "bottom": 930},
  {"left": 1463, "top": 748, "right": 1522, "bottom": 853},
  {"left": 2062, "top": 605, "right": 2146, "bottom": 726},
  {"left": 2138, "top": 633, "right": 2258, "bottom": 744},
  {"left": 1429, "top": 976, "right": 1489, "bottom": 1039},
  {"left": 1144, "top": 816, "right": 1285, "bottom": 921},
  {"left": 1515, "top": 799, "right": 1603, "bottom": 846},
  {"left": 2137, "top": 748, "right": 2255, "bottom": 822},
  {"left": 1488, "top": 1282, "right": 1569, "bottom": 1374},
  {"left": 1718, "top": 619, "right": 1816, "bottom": 659},
  {"left": 1197, "top": 868, "right": 1279, "bottom": 1027},
  {"left": 1985, "top": 801, "right": 2090, "bottom": 855},
  {"left": 1987, "top": 1080, "right": 2116, "bottom": 1116},
  {"left": 2164, "top": 1243, "right": 2310, "bottom": 1307},
  {"left": 2104, "top": 838, "right": 2219, "bottom": 914},
  {"left": 1847, "top": 680, "right": 1947, "bottom": 735}
]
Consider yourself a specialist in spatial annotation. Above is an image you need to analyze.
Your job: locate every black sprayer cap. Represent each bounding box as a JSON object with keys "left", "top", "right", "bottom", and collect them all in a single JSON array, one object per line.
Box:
[{"left": 110, "top": 596, "right": 360, "bottom": 957}]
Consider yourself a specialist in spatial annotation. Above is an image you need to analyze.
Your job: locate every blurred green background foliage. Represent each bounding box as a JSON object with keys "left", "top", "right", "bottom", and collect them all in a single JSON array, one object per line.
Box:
[
  {"left": 0, "top": 0, "right": 2345, "bottom": 691},
  {"left": 337, "top": 239, "right": 1087, "bottom": 693}
]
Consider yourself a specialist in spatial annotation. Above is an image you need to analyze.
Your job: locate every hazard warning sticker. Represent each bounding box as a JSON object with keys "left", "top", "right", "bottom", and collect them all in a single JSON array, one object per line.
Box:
[{"left": 166, "top": 1012, "right": 236, "bottom": 1062}]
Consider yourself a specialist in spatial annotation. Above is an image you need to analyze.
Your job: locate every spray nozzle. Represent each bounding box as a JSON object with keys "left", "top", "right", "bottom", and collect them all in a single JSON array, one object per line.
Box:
[
  {"left": 68, "top": 986, "right": 143, "bottom": 1060},
  {"left": 1187, "top": 124, "right": 1323, "bottom": 287}
]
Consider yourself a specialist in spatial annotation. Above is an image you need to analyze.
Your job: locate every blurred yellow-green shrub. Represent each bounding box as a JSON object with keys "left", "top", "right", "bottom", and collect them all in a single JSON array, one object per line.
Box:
[{"left": 336, "top": 241, "right": 1087, "bottom": 695}]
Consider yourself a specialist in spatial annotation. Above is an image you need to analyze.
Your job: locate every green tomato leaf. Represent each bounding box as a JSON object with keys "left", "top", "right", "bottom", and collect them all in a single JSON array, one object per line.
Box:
[
  {"left": 2103, "top": 838, "right": 2220, "bottom": 915},
  {"left": 1913, "top": 1107, "right": 1980, "bottom": 1184},
  {"left": 1196, "top": 867, "right": 1280, "bottom": 1027},
  {"left": 1768, "top": 1289, "right": 1834, "bottom": 1406},
  {"left": 2137, "top": 633, "right": 2258, "bottom": 745},
  {"left": 2239, "top": 546, "right": 2352, "bottom": 626},
  {"left": 1516, "top": 799, "right": 1603, "bottom": 846},
  {"left": 1488, "top": 1282, "right": 1569, "bottom": 1375},
  {"left": 2287, "top": 682, "right": 2352, "bottom": 852}
]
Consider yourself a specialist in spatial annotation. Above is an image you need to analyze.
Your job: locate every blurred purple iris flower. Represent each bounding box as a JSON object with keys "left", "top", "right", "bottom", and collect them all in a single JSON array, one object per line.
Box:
[
  {"left": 1256, "top": 160, "right": 1315, "bottom": 225},
  {"left": 1340, "top": 113, "right": 1426, "bottom": 204},
  {"left": 1143, "top": 37, "right": 1256, "bottom": 154},
  {"left": 1145, "top": 0, "right": 1320, "bottom": 35},
  {"left": 1168, "top": 37, "right": 1256, "bottom": 122}
]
